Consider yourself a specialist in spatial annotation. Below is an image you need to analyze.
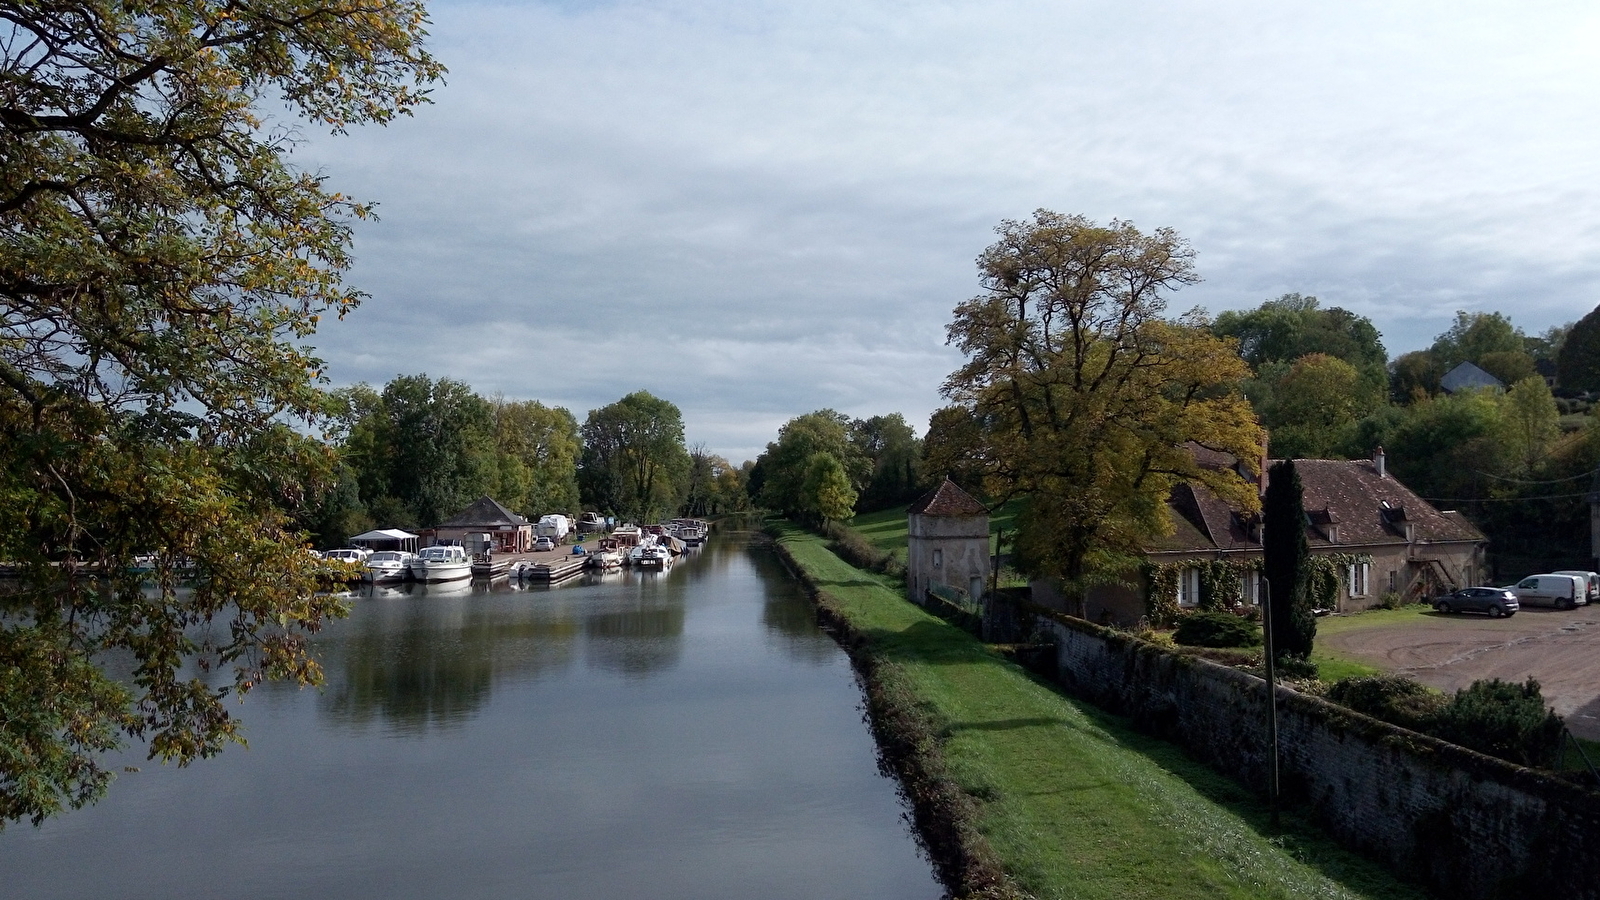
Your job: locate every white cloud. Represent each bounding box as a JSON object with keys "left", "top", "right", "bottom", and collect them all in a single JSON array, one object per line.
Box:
[{"left": 296, "top": 0, "right": 1600, "bottom": 457}]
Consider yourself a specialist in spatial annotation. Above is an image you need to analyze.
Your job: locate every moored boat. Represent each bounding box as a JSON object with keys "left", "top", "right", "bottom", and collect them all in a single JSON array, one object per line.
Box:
[
  {"left": 410, "top": 544, "right": 472, "bottom": 582},
  {"left": 363, "top": 550, "right": 416, "bottom": 583}
]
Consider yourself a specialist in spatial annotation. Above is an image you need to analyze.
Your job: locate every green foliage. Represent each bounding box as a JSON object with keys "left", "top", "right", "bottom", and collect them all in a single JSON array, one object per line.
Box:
[
  {"left": 1264, "top": 460, "right": 1315, "bottom": 659},
  {"left": 1214, "top": 294, "right": 1389, "bottom": 416},
  {"left": 851, "top": 413, "right": 924, "bottom": 511},
  {"left": 942, "top": 211, "right": 1264, "bottom": 610},
  {"left": 1330, "top": 676, "right": 1565, "bottom": 768},
  {"left": 1430, "top": 310, "right": 1525, "bottom": 372},
  {"left": 822, "top": 521, "right": 906, "bottom": 579},
  {"left": 1327, "top": 676, "right": 1448, "bottom": 733},
  {"left": 1557, "top": 303, "right": 1600, "bottom": 393},
  {"left": 1173, "top": 611, "right": 1262, "bottom": 648},
  {"left": 802, "top": 452, "right": 858, "bottom": 523},
  {"left": 1260, "top": 353, "right": 1371, "bottom": 458},
  {"left": 754, "top": 409, "right": 869, "bottom": 517},
  {"left": 577, "top": 391, "right": 691, "bottom": 522},
  {"left": 1433, "top": 678, "right": 1566, "bottom": 768},
  {"left": 0, "top": 0, "right": 440, "bottom": 825}
]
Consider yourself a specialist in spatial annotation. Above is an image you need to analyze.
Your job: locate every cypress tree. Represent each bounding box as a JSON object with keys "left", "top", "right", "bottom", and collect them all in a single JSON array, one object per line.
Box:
[{"left": 1263, "top": 459, "right": 1316, "bottom": 659}]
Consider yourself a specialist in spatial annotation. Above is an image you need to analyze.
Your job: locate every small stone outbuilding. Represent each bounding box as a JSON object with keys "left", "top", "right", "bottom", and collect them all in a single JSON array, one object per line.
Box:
[{"left": 907, "top": 479, "right": 990, "bottom": 607}]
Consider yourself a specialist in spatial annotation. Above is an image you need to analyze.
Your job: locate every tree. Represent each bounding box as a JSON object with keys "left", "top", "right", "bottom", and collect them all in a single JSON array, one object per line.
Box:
[
  {"left": 1263, "top": 460, "right": 1314, "bottom": 660},
  {"left": 942, "top": 211, "right": 1264, "bottom": 608},
  {"left": 1213, "top": 293, "right": 1388, "bottom": 402},
  {"left": 380, "top": 375, "right": 495, "bottom": 526},
  {"left": 1390, "top": 350, "right": 1444, "bottom": 402},
  {"left": 490, "top": 398, "right": 581, "bottom": 517},
  {"left": 1261, "top": 353, "right": 1367, "bottom": 459},
  {"left": 849, "top": 413, "right": 923, "bottom": 511},
  {"left": 1430, "top": 311, "right": 1524, "bottom": 372},
  {"left": 754, "top": 409, "right": 868, "bottom": 518},
  {"left": 1557, "top": 304, "right": 1600, "bottom": 393},
  {"left": 577, "top": 391, "right": 690, "bottom": 522},
  {"left": 1499, "top": 376, "right": 1559, "bottom": 476},
  {"left": 0, "top": 0, "right": 442, "bottom": 825},
  {"left": 801, "top": 452, "right": 858, "bottom": 523}
]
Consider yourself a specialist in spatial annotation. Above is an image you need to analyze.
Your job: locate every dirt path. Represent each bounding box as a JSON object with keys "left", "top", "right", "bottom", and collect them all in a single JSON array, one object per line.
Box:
[{"left": 1320, "top": 607, "right": 1600, "bottom": 740}]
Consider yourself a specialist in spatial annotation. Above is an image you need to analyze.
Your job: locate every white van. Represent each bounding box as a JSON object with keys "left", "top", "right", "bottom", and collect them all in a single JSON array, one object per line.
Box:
[
  {"left": 1509, "top": 574, "right": 1587, "bottom": 610},
  {"left": 1552, "top": 570, "right": 1600, "bottom": 605}
]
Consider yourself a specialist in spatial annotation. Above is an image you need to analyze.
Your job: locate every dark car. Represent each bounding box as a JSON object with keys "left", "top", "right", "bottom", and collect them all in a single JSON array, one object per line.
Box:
[{"left": 1434, "top": 587, "right": 1518, "bottom": 618}]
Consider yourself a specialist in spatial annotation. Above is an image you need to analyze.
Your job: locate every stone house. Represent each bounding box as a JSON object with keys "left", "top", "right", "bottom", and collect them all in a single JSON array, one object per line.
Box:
[
  {"left": 906, "top": 479, "right": 990, "bottom": 607},
  {"left": 424, "top": 495, "right": 535, "bottom": 553},
  {"left": 1040, "top": 447, "right": 1488, "bottom": 626}
]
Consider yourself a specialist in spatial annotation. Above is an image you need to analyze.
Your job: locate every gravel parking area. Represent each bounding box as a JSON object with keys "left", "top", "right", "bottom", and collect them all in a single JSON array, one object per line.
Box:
[{"left": 1319, "top": 607, "right": 1600, "bottom": 740}]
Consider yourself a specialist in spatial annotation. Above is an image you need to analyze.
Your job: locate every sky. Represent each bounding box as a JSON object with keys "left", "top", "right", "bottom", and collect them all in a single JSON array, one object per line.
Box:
[{"left": 294, "top": 0, "right": 1600, "bottom": 463}]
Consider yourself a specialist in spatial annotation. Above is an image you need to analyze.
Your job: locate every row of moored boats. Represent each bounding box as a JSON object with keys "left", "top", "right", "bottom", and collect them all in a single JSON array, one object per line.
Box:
[{"left": 325, "top": 519, "right": 710, "bottom": 584}]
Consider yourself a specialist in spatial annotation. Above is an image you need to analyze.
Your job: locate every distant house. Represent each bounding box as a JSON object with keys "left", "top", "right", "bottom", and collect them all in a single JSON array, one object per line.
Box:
[
  {"left": 1440, "top": 361, "right": 1504, "bottom": 394},
  {"left": 425, "top": 496, "right": 534, "bottom": 553},
  {"left": 906, "top": 479, "right": 990, "bottom": 607},
  {"left": 1035, "top": 447, "right": 1488, "bottom": 626}
]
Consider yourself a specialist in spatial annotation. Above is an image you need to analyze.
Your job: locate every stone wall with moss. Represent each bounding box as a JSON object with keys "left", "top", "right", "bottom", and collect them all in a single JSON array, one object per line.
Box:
[{"left": 1031, "top": 607, "right": 1600, "bottom": 900}]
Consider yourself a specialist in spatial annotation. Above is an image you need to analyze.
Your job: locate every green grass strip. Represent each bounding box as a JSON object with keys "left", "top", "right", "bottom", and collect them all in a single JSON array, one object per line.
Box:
[{"left": 772, "top": 521, "right": 1427, "bottom": 900}]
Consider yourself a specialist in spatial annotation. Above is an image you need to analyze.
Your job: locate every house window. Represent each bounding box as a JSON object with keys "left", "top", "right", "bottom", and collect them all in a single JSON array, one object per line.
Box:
[
  {"left": 1176, "top": 568, "right": 1202, "bottom": 608},
  {"left": 1239, "top": 571, "right": 1261, "bottom": 605},
  {"left": 1348, "top": 562, "right": 1371, "bottom": 598},
  {"left": 932, "top": 549, "right": 942, "bottom": 568},
  {"left": 1389, "top": 569, "right": 1397, "bottom": 593}
]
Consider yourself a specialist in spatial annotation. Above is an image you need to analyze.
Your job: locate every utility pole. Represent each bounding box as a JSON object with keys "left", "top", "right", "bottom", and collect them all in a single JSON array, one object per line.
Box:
[{"left": 1261, "top": 576, "right": 1281, "bottom": 832}]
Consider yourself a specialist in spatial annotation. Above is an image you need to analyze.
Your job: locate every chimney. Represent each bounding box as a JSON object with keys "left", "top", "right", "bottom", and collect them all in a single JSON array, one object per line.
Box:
[{"left": 1373, "top": 445, "right": 1386, "bottom": 479}]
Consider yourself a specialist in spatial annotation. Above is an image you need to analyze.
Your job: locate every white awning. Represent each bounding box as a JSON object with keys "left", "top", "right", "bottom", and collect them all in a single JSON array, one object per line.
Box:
[{"left": 349, "top": 528, "right": 420, "bottom": 542}]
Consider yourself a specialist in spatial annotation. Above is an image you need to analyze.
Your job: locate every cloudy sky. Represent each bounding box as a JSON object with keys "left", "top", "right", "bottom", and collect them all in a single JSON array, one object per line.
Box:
[{"left": 296, "top": 0, "right": 1600, "bottom": 463}]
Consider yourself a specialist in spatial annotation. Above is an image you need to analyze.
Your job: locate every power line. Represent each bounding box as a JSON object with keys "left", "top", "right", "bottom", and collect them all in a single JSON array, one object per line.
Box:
[
  {"left": 1468, "top": 469, "right": 1596, "bottom": 486},
  {"left": 1421, "top": 491, "right": 1593, "bottom": 504}
]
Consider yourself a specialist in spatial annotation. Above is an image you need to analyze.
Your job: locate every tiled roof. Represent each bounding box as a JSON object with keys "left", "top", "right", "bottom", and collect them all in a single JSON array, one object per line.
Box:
[
  {"left": 908, "top": 479, "right": 989, "bottom": 517},
  {"left": 1155, "top": 457, "right": 1484, "bottom": 554},
  {"left": 439, "top": 495, "right": 529, "bottom": 528}
]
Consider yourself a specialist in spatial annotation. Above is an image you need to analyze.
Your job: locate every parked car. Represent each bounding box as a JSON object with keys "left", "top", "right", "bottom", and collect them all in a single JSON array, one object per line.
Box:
[
  {"left": 1507, "top": 573, "right": 1587, "bottom": 610},
  {"left": 1434, "top": 587, "right": 1519, "bottom": 618},
  {"left": 533, "top": 536, "right": 556, "bottom": 552},
  {"left": 1551, "top": 570, "right": 1600, "bottom": 605}
]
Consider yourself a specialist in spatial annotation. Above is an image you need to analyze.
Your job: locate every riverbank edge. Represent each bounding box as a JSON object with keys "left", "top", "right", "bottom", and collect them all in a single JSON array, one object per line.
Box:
[{"left": 763, "top": 524, "right": 1027, "bottom": 900}]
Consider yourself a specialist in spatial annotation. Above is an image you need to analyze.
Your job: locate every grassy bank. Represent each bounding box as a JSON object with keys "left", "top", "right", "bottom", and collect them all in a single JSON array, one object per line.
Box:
[{"left": 772, "top": 521, "right": 1426, "bottom": 900}]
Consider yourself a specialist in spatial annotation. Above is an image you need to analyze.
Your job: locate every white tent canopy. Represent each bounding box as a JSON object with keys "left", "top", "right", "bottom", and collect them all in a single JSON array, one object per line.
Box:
[{"left": 349, "top": 529, "right": 420, "bottom": 551}]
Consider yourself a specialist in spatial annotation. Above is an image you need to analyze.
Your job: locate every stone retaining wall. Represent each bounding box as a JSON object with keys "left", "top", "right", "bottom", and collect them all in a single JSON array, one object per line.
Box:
[{"left": 1031, "top": 607, "right": 1600, "bottom": 900}]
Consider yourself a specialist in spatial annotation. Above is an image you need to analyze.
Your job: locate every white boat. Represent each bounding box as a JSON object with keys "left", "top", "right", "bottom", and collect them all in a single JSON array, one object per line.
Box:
[
  {"left": 630, "top": 539, "right": 672, "bottom": 569},
  {"left": 587, "top": 547, "right": 624, "bottom": 570},
  {"left": 410, "top": 545, "right": 472, "bottom": 582},
  {"left": 362, "top": 550, "right": 416, "bottom": 583}
]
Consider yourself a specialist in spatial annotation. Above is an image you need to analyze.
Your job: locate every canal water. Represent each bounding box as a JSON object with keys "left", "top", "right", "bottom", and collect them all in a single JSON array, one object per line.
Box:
[{"left": 0, "top": 532, "right": 941, "bottom": 900}]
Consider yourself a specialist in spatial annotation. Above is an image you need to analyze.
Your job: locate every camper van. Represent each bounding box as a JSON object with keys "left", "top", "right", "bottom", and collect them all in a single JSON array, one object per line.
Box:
[{"left": 1508, "top": 574, "right": 1587, "bottom": 610}]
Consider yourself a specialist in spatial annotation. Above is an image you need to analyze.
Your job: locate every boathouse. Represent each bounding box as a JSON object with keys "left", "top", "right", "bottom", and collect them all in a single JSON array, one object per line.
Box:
[{"left": 428, "top": 496, "right": 535, "bottom": 553}]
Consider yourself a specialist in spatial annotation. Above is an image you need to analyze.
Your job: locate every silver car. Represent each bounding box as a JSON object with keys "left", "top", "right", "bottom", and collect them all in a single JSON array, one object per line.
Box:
[{"left": 1434, "top": 587, "right": 1518, "bottom": 618}]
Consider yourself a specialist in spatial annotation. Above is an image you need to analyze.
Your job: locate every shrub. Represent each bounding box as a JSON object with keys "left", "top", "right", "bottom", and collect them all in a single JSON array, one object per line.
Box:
[
  {"left": 1376, "top": 591, "right": 1406, "bottom": 610},
  {"left": 822, "top": 521, "right": 906, "bottom": 579},
  {"left": 1326, "top": 675, "right": 1447, "bottom": 732},
  {"left": 1173, "top": 611, "right": 1261, "bottom": 649},
  {"left": 1433, "top": 678, "right": 1565, "bottom": 768}
]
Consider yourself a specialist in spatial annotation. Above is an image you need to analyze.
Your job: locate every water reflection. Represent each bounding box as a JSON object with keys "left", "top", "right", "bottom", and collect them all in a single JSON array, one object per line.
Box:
[
  {"left": 319, "top": 562, "right": 699, "bottom": 731},
  {"left": 0, "top": 530, "right": 940, "bottom": 900},
  {"left": 320, "top": 591, "right": 582, "bottom": 734},
  {"left": 583, "top": 594, "right": 686, "bottom": 678}
]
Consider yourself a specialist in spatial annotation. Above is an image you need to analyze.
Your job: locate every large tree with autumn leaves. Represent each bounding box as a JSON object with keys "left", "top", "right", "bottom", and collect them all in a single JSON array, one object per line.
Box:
[
  {"left": 938, "top": 211, "right": 1264, "bottom": 612},
  {"left": 0, "top": 0, "right": 442, "bottom": 825}
]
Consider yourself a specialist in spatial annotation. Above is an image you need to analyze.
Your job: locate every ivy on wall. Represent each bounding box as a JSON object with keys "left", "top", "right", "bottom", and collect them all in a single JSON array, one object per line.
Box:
[{"left": 1141, "top": 553, "right": 1369, "bottom": 627}]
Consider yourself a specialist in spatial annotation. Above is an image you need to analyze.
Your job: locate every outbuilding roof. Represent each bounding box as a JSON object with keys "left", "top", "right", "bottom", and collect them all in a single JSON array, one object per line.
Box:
[
  {"left": 438, "top": 496, "right": 529, "bottom": 528},
  {"left": 908, "top": 478, "right": 989, "bottom": 517}
]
